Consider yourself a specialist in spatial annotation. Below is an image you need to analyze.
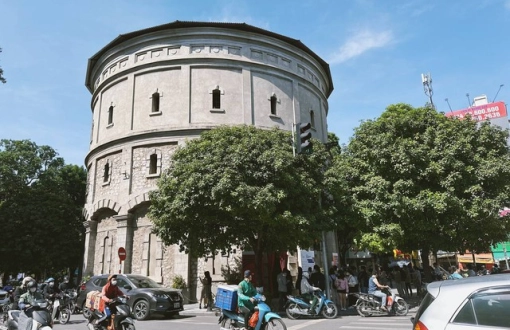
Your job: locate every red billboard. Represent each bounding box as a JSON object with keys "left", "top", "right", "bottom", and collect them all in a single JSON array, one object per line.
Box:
[{"left": 445, "top": 101, "right": 507, "bottom": 121}]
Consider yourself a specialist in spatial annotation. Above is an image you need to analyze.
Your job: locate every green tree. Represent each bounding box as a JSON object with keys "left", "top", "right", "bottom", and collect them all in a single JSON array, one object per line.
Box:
[
  {"left": 0, "top": 140, "right": 86, "bottom": 278},
  {"left": 341, "top": 104, "right": 510, "bottom": 279},
  {"left": 149, "top": 125, "right": 337, "bottom": 284}
]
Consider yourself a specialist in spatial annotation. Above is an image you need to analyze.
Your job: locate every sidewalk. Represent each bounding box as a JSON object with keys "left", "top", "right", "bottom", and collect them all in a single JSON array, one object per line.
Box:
[{"left": 181, "top": 302, "right": 220, "bottom": 316}]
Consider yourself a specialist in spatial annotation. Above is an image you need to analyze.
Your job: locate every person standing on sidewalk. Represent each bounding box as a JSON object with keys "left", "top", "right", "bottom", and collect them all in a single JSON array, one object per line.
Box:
[
  {"left": 358, "top": 266, "right": 369, "bottom": 294},
  {"left": 277, "top": 268, "right": 289, "bottom": 311},
  {"left": 392, "top": 267, "right": 405, "bottom": 297},
  {"left": 199, "top": 271, "right": 212, "bottom": 309}
]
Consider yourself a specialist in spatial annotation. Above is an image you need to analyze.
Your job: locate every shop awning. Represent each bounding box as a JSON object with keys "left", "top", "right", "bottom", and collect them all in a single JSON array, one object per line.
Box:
[{"left": 457, "top": 253, "right": 494, "bottom": 264}]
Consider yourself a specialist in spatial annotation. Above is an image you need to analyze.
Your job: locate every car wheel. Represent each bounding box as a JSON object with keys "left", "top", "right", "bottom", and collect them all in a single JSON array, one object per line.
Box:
[
  {"left": 133, "top": 299, "right": 150, "bottom": 320},
  {"left": 82, "top": 303, "right": 91, "bottom": 319}
]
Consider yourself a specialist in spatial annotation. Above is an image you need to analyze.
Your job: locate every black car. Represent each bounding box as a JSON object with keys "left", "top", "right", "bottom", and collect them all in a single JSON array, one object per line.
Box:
[{"left": 77, "top": 274, "right": 183, "bottom": 320}]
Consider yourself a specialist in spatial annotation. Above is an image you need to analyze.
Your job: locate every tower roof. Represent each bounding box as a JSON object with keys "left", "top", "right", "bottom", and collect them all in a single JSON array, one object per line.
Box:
[{"left": 85, "top": 21, "right": 333, "bottom": 96}]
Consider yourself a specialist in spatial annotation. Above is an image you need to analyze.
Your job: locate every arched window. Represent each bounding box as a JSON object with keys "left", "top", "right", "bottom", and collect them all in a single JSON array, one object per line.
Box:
[
  {"left": 270, "top": 94, "right": 278, "bottom": 115},
  {"left": 108, "top": 106, "right": 114, "bottom": 125},
  {"left": 310, "top": 110, "right": 315, "bottom": 128},
  {"left": 212, "top": 88, "right": 221, "bottom": 109},
  {"left": 103, "top": 162, "right": 110, "bottom": 183},
  {"left": 152, "top": 92, "right": 160, "bottom": 113},
  {"left": 149, "top": 154, "right": 158, "bottom": 174}
]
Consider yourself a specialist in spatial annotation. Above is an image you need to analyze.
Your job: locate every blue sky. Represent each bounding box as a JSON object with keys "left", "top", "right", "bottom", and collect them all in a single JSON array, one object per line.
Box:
[{"left": 1, "top": 0, "right": 510, "bottom": 166}]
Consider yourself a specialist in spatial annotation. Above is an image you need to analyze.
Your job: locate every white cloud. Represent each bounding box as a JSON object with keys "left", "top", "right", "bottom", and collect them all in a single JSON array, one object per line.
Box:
[{"left": 328, "top": 29, "right": 394, "bottom": 64}]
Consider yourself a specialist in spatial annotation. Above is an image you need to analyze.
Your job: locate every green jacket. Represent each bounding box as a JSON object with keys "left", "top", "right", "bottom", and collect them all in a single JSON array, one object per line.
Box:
[
  {"left": 237, "top": 279, "right": 257, "bottom": 309},
  {"left": 19, "top": 291, "right": 43, "bottom": 305}
]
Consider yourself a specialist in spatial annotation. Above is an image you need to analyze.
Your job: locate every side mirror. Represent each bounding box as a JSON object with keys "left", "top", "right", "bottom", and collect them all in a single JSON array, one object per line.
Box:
[{"left": 124, "top": 285, "right": 132, "bottom": 291}]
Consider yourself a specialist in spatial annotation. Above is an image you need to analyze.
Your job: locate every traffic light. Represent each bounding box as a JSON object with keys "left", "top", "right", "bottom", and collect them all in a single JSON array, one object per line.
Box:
[{"left": 295, "top": 122, "right": 312, "bottom": 154}]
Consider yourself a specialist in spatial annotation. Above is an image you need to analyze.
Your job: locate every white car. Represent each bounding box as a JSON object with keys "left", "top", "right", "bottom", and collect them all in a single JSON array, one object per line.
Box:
[{"left": 412, "top": 274, "right": 510, "bottom": 329}]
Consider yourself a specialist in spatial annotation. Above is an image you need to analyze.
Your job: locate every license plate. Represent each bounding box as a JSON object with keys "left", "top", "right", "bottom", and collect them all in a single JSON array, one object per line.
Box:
[{"left": 174, "top": 303, "right": 180, "bottom": 308}]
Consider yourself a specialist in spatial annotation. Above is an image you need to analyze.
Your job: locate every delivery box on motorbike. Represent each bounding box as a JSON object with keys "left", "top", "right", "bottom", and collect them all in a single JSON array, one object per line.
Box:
[
  {"left": 215, "top": 285, "right": 238, "bottom": 311},
  {"left": 85, "top": 290, "right": 105, "bottom": 312}
]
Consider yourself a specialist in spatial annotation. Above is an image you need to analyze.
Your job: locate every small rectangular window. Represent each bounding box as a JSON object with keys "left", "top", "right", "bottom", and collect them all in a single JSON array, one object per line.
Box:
[
  {"left": 149, "top": 154, "right": 157, "bottom": 174},
  {"left": 103, "top": 163, "right": 110, "bottom": 183},
  {"left": 152, "top": 92, "right": 160, "bottom": 112},
  {"left": 108, "top": 106, "right": 114, "bottom": 125},
  {"left": 212, "top": 89, "right": 221, "bottom": 109},
  {"left": 270, "top": 95, "right": 277, "bottom": 115}
]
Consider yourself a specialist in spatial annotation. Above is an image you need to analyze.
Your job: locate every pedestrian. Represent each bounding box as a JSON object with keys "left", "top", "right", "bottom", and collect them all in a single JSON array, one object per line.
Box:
[
  {"left": 310, "top": 265, "right": 325, "bottom": 291},
  {"left": 346, "top": 268, "right": 358, "bottom": 308},
  {"left": 466, "top": 264, "right": 477, "bottom": 277},
  {"left": 392, "top": 267, "right": 405, "bottom": 297},
  {"left": 328, "top": 267, "right": 339, "bottom": 306},
  {"left": 403, "top": 265, "right": 412, "bottom": 297},
  {"left": 335, "top": 271, "right": 348, "bottom": 311},
  {"left": 448, "top": 266, "right": 463, "bottom": 280},
  {"left": 295, "top": 267, "right": 303, "bottom": 295},
  {"left": 413, "top": 266, "right": 422, "bottom": 295},
  {"left": 199, "top": 271, "right": 212, "bottom": 309},
  {"left": 358, "top": 266, "right": 369, "bottom": 294},
  {"left": 492, "top": 263, "right": 501, "bottom": 275},
  {"left": 277, "top": 268, "right": 289, "bottom": 311}
]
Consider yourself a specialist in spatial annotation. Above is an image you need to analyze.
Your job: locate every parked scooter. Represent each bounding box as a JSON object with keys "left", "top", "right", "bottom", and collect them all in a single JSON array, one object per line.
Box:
[
  {"left": 219, "top": 293, "right": 286, "bottom": 330},
  {"left": 87, "top": 296, "right": 135, "bottom": 330},
  {"left": 354, "top": 288, "right": 408, "bottom": 317},
  {"left": 285, "top": 289, "right": 338, "bottom": 319},
  {"left": 7, "top": 299, "right": 52, "bottom": 330}
]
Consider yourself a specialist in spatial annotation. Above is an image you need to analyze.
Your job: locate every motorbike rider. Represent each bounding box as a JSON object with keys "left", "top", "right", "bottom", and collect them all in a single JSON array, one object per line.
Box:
[
  {"left": 18, "top": 281, "right": 44, "bottom": 316},
  {"left": 368, "top": 268, "right": 390, "bottom": 312},
  {"left": 238, "top": 270, "right": 257, "bottom": 330},
  {"left": 97, "top": 274, "right": 125, "bottom": 326},
  {"left": 43, "top": 277, "right": 61, "bottom": 302},
  {"left": 58, "top": 276, "right": 71, "bottom": 292},
  {"left": 13, "top": 276, "right": 34, "bottom": 310},
  {"left": 300, "top": 272, "right": 320, "bottom": 315}
]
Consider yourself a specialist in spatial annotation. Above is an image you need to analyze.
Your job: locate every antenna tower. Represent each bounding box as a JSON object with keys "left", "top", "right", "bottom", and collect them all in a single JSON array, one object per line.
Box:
[{"left": 421, "top": 73, "right": 435, "bottom": 110}]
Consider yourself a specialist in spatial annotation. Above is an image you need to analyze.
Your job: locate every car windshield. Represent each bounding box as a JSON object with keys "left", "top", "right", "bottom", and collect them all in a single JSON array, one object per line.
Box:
[{"left": 126, "top": 276, "right": 162, "bottom": 289}]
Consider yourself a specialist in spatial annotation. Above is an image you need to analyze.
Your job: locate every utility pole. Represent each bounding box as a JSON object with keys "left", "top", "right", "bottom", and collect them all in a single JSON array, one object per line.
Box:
[{"left": 421, "top": 73, "right": 435, "bottom": 110}]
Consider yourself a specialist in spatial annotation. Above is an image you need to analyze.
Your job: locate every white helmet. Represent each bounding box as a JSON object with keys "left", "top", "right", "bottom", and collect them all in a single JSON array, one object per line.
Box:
[{"left": 22, "top": 277, "right": 34, "bottom": 286}]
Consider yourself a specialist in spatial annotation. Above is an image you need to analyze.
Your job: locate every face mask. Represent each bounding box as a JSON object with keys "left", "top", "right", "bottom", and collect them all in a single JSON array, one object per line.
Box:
[
  {"left": 111, "top": 280, "right": 117, "bottom": 286},
  {"left": 30, "top": 288, "right": 37, "bottom": 293},
  {"left": 49, "top": 282, "right": 54, "bottom": 287}
]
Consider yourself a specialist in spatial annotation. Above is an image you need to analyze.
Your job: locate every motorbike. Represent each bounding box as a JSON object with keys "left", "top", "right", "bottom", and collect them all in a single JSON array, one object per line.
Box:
[
  {"left": 285, "top": 289, "right": 338, "bottom": 319},
  {"left": 64, "top": 289, "right": 78, "bottom": 314},
  {"left": 47, "top": 293, "right": 72, "bottom": 324},
  {"left": 7, "top": 299, "right": 52, "bottom": 330},
  {"left": 1, "top": 288, "right": 14, "bottom": 322},
  {"left": 87, "top": 296, "right": 135, "bottom": 330},
  {"left": 218, "top": 293, "right": 286, "bottom": 330},
  {"left": 354, "top": 288, "right": 408, "bottom": 317}
]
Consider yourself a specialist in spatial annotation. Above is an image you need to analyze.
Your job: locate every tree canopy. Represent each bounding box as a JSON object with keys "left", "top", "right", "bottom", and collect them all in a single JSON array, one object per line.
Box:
[
  {"left": 149, "top": 125, "right": 339, "bottom": 281},
  {"left": 0, "top": 140, "right": 86, "bottom": 278},
  {"left": 336, "top": 104, "right": 510, "bottom": 263}
]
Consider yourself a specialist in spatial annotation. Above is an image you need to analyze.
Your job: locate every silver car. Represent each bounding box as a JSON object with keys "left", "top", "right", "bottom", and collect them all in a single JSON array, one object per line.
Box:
[{"left": 412, "top": 274, "right": 510, "bottom": 329}]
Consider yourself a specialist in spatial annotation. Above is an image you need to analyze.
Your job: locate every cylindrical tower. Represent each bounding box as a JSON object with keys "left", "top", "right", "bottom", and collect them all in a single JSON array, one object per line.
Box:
[{"left": 82, "top": 21, "right": 333, "bottom": 289}]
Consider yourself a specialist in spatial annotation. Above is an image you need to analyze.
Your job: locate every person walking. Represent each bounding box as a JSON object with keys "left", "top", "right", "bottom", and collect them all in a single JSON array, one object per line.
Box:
[
  {"left": 295, "top": 267, "right": 303, "bottom": 295},
  {"left": 310, "top": 265, "right": 325, "bottom": 291},
  {"left": 199, "top": 271, "right": 212, "bottom": 309}
]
